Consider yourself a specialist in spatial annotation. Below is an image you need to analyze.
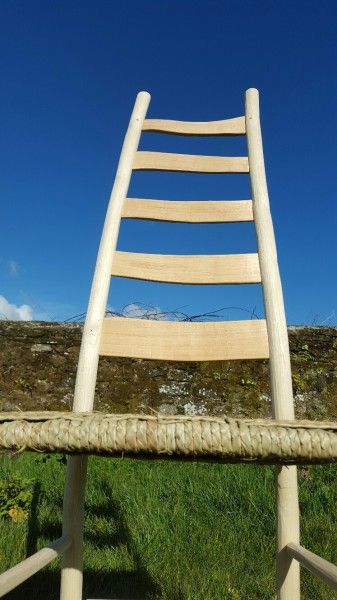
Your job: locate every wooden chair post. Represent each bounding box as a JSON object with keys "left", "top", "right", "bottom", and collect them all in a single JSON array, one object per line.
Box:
[
  {"left": 59, "top": 91, "right": 151, "bottom": 600},
  {"left": 245, "top": 88, "right": 300, "bottom": 599}
]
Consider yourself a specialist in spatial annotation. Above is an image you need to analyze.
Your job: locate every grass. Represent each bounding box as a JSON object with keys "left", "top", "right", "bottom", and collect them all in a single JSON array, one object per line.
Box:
[{"left": 0, "top": 454, "right": 337, "bottom": 599}]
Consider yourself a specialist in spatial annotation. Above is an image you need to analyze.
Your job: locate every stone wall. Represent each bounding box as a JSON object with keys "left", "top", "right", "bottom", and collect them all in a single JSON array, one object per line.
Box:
[{"left": 0, "top": 321, "right": 336, "bottom": 419}]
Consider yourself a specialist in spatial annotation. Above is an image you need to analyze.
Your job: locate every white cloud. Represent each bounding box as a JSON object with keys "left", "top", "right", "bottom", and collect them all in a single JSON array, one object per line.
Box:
[
  {"left": 108, "top": 303, "right": 168, "bottom": 320},
  {"left": 0, "top": 259, "right": 20, "bottom": 277},
  {"left": 122, "top": 303, "right": 164, "bottom": 319},
  {"left": 8, "top": 260, "right": 19, "bottom": 277},
  {"left": 0, "top": 295, "right": 34, "bottom": 321}
]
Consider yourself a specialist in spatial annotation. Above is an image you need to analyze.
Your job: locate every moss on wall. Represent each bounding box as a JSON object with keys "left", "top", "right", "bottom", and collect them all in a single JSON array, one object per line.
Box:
[{"left": 0, "top": 322, "right": 336, "bottom": 419}]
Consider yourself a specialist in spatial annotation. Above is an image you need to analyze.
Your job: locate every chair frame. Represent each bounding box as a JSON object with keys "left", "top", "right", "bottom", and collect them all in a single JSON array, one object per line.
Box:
[
  {"left": 60, "top": 88, "right": 300, "bottom": 599},
  {"left": 2, "top": 89, "right": 336, "bottom": 599}
]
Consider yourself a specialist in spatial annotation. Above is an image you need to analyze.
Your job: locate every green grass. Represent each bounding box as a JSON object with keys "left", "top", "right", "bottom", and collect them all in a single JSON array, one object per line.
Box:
[{"left": 0, "top": 454, "right": 337, "bottom": 599}]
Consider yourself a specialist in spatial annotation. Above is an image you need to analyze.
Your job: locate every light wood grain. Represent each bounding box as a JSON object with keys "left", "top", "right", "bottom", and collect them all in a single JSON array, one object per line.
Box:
[
  {"left": 133, "top": 151, "right": 249, "bottom": 173},
  {"left": 287, "top": 543, "right": 337, "bottom": 591},
  {"left": 100, "top": 317, "right": 269, "bottom": 361},
  {"left": 112, "top": 251, "right": 261, "bottom": 284},
  {"left": 246, "top": 87, "right": 300, "bottom": 600},
  {"left": 142, "top": 116, "right": 246, "bottom": 135},
  {"left": 0, "top": 536, "right": 71, "bottom": 597},
  {"left": 60, "top": 91, "right": 151, "bottom": 600},
  {"left": 122, "top": 199, "right": 254, "bottom": 222}
]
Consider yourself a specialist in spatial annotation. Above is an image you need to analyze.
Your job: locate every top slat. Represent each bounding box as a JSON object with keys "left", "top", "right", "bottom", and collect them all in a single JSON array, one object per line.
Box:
[{"left": 142, "top": 116, "right": 246, "bottom": 136}]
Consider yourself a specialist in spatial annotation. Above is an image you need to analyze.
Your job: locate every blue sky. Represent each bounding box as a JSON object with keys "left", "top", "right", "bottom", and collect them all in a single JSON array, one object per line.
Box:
[{"left": 0, "top": 0, "right": 336, "bottom": 324}]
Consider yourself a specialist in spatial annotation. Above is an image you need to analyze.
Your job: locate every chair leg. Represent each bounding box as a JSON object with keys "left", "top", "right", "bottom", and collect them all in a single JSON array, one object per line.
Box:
[
  {"left": 276, "top": 465, "right": 300, "bottom": 599},
  {"left": 60, "top": 455, "right": 88, "bottom": 600}
]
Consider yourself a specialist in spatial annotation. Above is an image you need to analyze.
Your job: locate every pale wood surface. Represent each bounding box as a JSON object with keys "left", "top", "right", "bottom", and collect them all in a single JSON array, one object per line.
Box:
[
  {"left": 122, "top": 199, "right": 254, "bottom": 222},
  {"left": 287, "top": 543, "right": 337, "bottom": 591},
  {"left": 100, "top": 317, "right": 269, "bottom": 361},
  {"left": 60, "top": 91, "right": 151, "bottom": 600},
  {"left": 71, "top": 91, "right": 150, "bottom": 411},
  {"left": 142, "top": 116, "right": 246, "bottom": 135},
  {"left": 133, "top": 151, "right": 249, "bottom": 173},
  {"left": 112, "top": 251, "right": 261, "bottom": 284},
  {"left": 0, "top": 536, "right": 70, "bottom": 597},
  {"left": 245, "top": 87, "right": 300, "bottom": 600}
]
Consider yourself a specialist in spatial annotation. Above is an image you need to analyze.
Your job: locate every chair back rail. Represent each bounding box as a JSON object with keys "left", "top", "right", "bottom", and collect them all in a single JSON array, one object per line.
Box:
[
  {"left": 133, "top": 150, "right": 249, "bottom": 172},
  {"left": 142, "top": 115, "right": 246, "bottom": 135},
  {"left": 99, "top": 317, "right": 269, "bottom": 361},
  {"left": 121, "top": 198, "right": 254, "bottom": 222},
  {"left": 111, "top": 251, "right": 261, "bottom": 284}
]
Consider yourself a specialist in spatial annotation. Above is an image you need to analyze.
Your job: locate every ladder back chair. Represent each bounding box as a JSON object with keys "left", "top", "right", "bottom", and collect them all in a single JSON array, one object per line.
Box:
[
  {"left": 60, "top": 88, "right": 300, "bottom": 599},
  {"left": 2, "top": 88, "right": 337, "bottom": 600}
]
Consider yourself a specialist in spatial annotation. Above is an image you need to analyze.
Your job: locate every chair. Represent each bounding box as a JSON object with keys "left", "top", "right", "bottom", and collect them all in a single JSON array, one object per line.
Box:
[
  {"left": 1, "top": 88, "right": 337, "bottom": 599},
  {"left": 61, "top": 87, "right": 299, "bottom": 599}
]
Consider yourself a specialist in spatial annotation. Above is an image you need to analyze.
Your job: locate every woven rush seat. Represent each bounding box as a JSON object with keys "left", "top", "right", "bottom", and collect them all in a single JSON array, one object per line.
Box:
[{"left": 1, "top": 411, "right": 337, "bottom": 464}]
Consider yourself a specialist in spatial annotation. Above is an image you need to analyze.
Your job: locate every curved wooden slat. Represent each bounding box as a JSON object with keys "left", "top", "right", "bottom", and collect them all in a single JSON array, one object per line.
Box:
[
  {"left": 133, "top": 151, "right": 249, "bottom": 173},
  {"left": 142, "top": 116, "right": 246, "bottom": 135},
  {"left": 111, "top": 251, "right": 261, "bottom": 284},
  {"left": 100, "top": 317, "right": 269, "bottom": 361},
  {"left": 122, "top": 199, "right": 254, "bottom": 222}
]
